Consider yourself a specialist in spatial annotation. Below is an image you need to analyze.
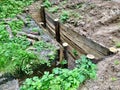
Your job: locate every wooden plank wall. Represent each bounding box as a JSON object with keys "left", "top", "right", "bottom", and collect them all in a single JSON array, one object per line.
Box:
[{"left": 43, "top": 9, "right": 113, "bottom": 59}]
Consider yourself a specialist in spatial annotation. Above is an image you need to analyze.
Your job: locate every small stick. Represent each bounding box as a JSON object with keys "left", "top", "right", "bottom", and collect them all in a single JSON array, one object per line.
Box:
[
  {"left": 18, "top": 32, "right": 41, "bottom": 41},
  {"left": 17, "top": 15, "right": 29, "bottom": 26},
  {"left": 63, "top": 42, "right": 69, "bottom": 68},
  {"left": 6, "top": 25, "right": 13, "bottom": 39},
  {"left": 40, "top": 5, "right": 46, "bottom": 28},
  {"left": 54, "top": 18, "right": 60, "bottom": 43}
]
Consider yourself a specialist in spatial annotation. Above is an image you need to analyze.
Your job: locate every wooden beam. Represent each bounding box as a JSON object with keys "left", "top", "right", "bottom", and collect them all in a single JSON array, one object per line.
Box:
[
  {"left": 40, "top": 5, "right": 46, "bottom": 27},
  {"left": 54, "top": 19, "right": 60, "bottom": 43},
  {"left": 63, "top": 42, "right": 69, "bottom": 68}
]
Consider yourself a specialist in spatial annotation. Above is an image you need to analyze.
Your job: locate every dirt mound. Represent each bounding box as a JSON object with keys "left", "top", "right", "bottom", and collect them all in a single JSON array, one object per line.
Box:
[{"left": 80, "top": 53, "right": 120, "bottom": 90}]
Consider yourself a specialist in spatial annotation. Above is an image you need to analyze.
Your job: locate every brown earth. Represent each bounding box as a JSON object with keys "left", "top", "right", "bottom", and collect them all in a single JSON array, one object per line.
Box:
[
  {"left": 48, "top": 0, "right": 120, "bottom": 48},
  {"left": 80, "top": 53, "right": 120, "bottom": 90}
]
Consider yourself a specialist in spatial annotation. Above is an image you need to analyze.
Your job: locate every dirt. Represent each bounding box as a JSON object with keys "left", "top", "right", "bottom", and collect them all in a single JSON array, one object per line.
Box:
[
  {"left": 48, "top": 0, "right": 120, "bottom": 48},
  {"left": 80, "top": 53, "right": 120, "bottom": 90}
]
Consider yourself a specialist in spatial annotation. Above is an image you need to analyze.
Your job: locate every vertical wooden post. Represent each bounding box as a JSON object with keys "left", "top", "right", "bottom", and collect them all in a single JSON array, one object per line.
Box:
[
  {"left": 54, "top": 19, "right": 60, "bottom": 43},
  {"left": 63, "top": 42, "right": 68, "bottom": 68},
  {"left": 40, "top": 5, "right": 46, "bottom": 28}
]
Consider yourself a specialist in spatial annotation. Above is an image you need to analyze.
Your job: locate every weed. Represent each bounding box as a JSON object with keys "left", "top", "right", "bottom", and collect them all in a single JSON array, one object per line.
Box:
[
  {"left": 60, "top": 10, "right": 69, "bottom": 23},
  {"left": 72, "top": 49, "right": 78, "bottom": 56},
  {"left": 115, "top": 42, "right": 120, "bottom": 48},
  {"left": 8, "top": 20, "right": 24, "bottom": 35},
  {"left": 110, "top": 77, "right": 117, "bottom": 81},
  {"left": 114, "top": 60, "right": 120, "bottom": 65},
  {"left": 0, "top": 0, "right": 34, "bottom": 18},
  {"left": 20, "top": 55, "right": 97, "bottom": 90},
  {"left": 48, "top": 6, "right": 59, "bottom": 13},
  {"left": 43, "top": 0, "right": 52, "bottom": 8}
]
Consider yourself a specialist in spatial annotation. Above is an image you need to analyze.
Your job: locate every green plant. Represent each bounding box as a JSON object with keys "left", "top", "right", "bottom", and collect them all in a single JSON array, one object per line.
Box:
[
  {"left": 60, "top": 11, "right": 69, "bottom": 23},
  {"left": 33, "top": 41, "right": 57, "bottom": 63},
  {"left": 8, "top": 20, "right": 24, "bottom": 35},
  {"left": 20, "top": 55, "right": 96, "bottom": 90},
  {"left": 0, "top": 42, "right": 38, "bottom": 75},
  {"left": 33, "top": 41, "right": 56, "bottom": 52},
  {"left": 0, "top": 0, "right": 34, "bottom": 19},
  {"left": 43, "top": 0, "right": 52, "bottom": 8},
  {"left": 48, "top": 6, "right": 59, "bottom": 13},
  {"left": 60, "top": 59, "right": 68, "bottom": 65},
  {"left": 72, "top": 49, "right": 78, "bottom": 56},
  {"left": 114, "top": 60, "right": 120, "bottom": 65},
  {"left": 115, "top": 42, "right": 120, "bottom": 48},
  {"left": 110, "top": 77, "right": 117, "bottom": 81},
  {"left": 0, "top": 22, "right": 9, "bottom": 42}
]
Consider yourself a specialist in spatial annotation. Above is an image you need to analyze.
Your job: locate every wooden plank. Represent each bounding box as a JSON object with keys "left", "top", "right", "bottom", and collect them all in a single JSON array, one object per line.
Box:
[
  {"left": 46, "top": 23, "right": 55, "bottom": 37},
  {"left": 54, "top": 19, "right": 60, "bottom": 43},
  {"left": 60, "top": 23, "right": 111, "bottom": 55},
  {"left": 38, "top": 7, "right": 113, "bottom": 59},
  {"left": 40, "top": 5, "right": 46, "bottom": 27},
  {"left": 60, "top": 29, "right": 106, "bottom": 59},
  {"left": 45, "top": 10, "right": 55, "bottom": 26},
  {"left": 46, "top": 19, "right": 55, "bottom": 30}
]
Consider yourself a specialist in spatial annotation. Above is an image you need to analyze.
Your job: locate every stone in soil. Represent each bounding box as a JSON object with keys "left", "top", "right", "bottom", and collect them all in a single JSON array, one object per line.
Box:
[{"left": 0, "top": 79, "right": 19, "bottom": 90}]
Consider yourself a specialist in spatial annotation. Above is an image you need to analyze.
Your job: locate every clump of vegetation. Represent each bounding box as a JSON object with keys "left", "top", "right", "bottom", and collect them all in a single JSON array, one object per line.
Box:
[
  {"left": 0, "top": 20, "right": 24, "bottom": 42},
  {"left": 72, "top": 49, "right": 78, "bottom": 56},
  {"left": 115, "top": 42, "right": 120, "bottom": 48},
  {"left": 33, "top": 41, "right": 57, "bottom": 62},
  {"left": 48, "top": 6, "right": 59, "bottom": 13},
  {"left": 60, "top": 11, "right": 70, "bottom": 23},
  {"left": 110, "top": 77, "right": 117, "bottom": 82},
  {"left": 0, "top": 0, "right": 34, "bottom": 19},
  {"left": 33, "top": 41, "right": 56, "bottom": 52},
  {"left": 8, "top": 19, "right": 24, "bottom": 35},
  {"left": 43, "top": 0, "right": 52, "bottom": 8},
  {"left": 114, "top": 60, "right": 120, "bottom": 65},
  {"left": 0, "top": 40, "right": 38, "bottom": 75},
  {"left": 20, "top": 55, "right": 97, "bottom": 90}
]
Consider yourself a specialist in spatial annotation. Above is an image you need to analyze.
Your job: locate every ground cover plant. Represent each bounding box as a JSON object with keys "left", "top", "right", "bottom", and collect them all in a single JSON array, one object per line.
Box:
[
  {"left": 0, "top": 0, "right": 35, "bottom": 19},
  {"left": 0, "top": 0, "right": 57, "bottom": 75},
  {"left": 0, "top": 19, "right": 57, "bottom": 75},
  {"left": 20, "top": 55, "right": 97, "bottom": 90}
]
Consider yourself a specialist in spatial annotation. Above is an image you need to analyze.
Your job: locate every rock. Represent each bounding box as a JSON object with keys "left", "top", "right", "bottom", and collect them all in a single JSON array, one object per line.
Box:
[{"left": 0, "top": 79, "right": 19, "bottom": 90}]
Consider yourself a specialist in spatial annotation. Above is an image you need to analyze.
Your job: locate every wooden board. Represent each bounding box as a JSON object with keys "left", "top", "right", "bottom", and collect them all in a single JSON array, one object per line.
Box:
[{"left": 31, "top": 8, "right": 113, "bottom": 60}]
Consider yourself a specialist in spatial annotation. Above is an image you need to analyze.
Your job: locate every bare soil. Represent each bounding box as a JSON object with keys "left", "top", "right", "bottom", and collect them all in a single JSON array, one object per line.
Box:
[
  {"left": 49, "top": 0, "right": 120, "bottom": 48},
  {"left": 80, "top": 53, "right": 120, "bottom": 90}
]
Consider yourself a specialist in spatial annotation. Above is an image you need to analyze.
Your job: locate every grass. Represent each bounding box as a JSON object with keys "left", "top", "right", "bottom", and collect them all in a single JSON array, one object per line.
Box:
[{"left": 0, "top": 0, "right": 34, "bottom": 19}]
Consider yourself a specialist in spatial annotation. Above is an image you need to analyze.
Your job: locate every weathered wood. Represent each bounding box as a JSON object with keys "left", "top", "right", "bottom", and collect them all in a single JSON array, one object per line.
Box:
[
  {"left": 6, "top": 25, "right": 13, "bottom": 39},
  {"left": 60, "top": 23, "right": 112, "bottom": 58},
  {"left": 18, "top": 32, "right": 41, "bottom": 41},
  {"left": 46, "top": 19, "right": 55, "bottom": 29},
  {"left": 54, "top": 19, "right": 60, "bottom": 43},
  {"left": 63, "top": 42, "right": 69, "bottom": 68},
  {"left": 25, "top": 31, "right": 40, "bottom": 35},
  {"left": 38, "top": 6, "right": 113, "bottom": 60},
  {"left": 17, "top": 14, "right": 28, "bottom": 26},
  {"left": 45, "top": 10, "right": 55, "bottom": 26},
  {"left": 40, "top": 5, "right": 46, "bottom": 27},
  {"left": 46, "top": 23, "right": 55, "bottom": 37}
]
